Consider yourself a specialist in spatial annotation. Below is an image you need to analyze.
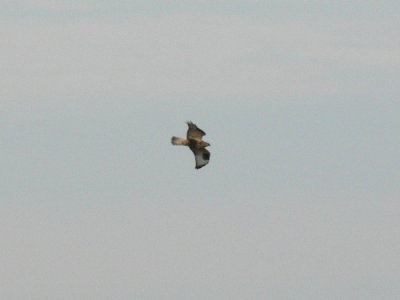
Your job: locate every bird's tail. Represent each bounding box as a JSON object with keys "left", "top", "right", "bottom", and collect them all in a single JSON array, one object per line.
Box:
[{"left": 171, "top": 136, "right": 188, "bottom": 145}]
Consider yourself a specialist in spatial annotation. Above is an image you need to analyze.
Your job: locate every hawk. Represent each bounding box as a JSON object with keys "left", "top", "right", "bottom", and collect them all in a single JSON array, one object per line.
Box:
[{"left": 171, "top": 121, "right": 211, "bottom": 169}]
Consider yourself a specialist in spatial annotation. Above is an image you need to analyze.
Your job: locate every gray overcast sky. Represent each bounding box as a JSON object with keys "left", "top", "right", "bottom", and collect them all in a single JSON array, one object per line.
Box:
[{"left": 1, "top": 1, "right": 400, "bottom": 299}]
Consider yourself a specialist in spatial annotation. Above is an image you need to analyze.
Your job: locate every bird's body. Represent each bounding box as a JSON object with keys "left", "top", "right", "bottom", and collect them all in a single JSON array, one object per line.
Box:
[{"left": 171, "top": 121, "right": 211, "bottom": 169}]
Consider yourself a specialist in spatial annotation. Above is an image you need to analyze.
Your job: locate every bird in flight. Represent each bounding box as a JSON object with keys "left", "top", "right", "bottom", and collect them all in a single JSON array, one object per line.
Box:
[{"left": 171, "top": 121, "right": 211, "bottom": 169}]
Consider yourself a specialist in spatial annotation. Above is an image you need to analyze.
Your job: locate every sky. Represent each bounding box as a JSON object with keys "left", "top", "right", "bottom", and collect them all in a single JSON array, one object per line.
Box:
[{"left": 1, "top": 1, "right": 400, "bottom": 299}]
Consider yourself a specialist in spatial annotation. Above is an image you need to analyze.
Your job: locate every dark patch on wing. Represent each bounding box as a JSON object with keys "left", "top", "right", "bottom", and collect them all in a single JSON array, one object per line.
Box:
[{"left": 190, "top": 147, "right": 210, "bottom": 169}]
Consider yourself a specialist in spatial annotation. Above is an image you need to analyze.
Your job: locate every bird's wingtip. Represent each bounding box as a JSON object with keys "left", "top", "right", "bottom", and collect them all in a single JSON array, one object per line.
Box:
[{"left": 195, "top": 164, "right": 206, "bottom": 169}]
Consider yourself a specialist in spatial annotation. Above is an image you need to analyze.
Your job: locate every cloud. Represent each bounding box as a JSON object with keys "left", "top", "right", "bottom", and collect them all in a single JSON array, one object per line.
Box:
[{"left": 1, "top": 14, "right": 399, "bottom": 111}]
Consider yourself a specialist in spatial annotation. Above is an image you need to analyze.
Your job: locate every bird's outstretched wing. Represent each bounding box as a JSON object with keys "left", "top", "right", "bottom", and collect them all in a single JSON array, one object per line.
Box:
[
  {"left": 190, "top": 147, "right": 210, "bottom": 169},
  {"left": 186, "top": 121, "right": 206, "bottom": 140}
]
